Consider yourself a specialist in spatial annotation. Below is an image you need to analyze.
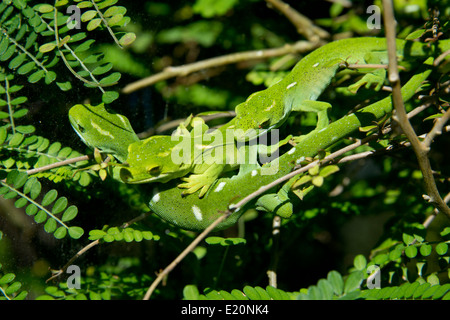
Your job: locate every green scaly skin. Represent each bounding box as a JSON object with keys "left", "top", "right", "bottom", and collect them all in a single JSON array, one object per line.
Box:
[
  {"left": 233, "top": 37, "right": 441, "bottom": 142},
  {"left": 145, "top": 63, "right": 434, "bottom": 230},
  {"left": 69, "top": 37, "right": 449, "bottom": 231}
]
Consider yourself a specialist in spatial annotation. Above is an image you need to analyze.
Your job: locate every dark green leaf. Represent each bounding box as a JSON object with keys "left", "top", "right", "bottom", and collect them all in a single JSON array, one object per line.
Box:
[
  {"left": 15, "top": 125, "right": 35, "bottom": 134},
  {"left": 44, "top": 218, "right": 57, "bottom": 233},
  {"left": 344, "top": 271, "right": 363, "bottom": 293},
  {"left": 52, "top": 197, "right": 68, "bottom": 214},
  {"left": 8, "top": 53, "right": 26, "bottom": 69},
  {"left": 405, "top": 245, "right": 418, "bottom": 258},
  {"left": 243, "top": 286, "right": 260, "bottom": 300},
  {"left": 68, "top": 226, "right": 84, "bottom": 239},
  {"left": 436, "top": 243, "right": 448, "bottom": 255},
  {"left": 28, "top": 70, "right": 45, "bottom": 83},
  {"left": 99, "top": 72, "right": 121, "bottom": 85},
  {"left": 25, "top": 204, "right": 38, "bottom": 216},
  {"left": 101, "top": 91, "right": 119, "bottom": 104},
  {"left": 0, "top": 273, "right": 15, "bottom": 284},
  {"left": 61, "top": 205, "right": 77, "bottom": 222},
  {"left": 34, "top": 210, "right": 47, "bottom": 223},
  {"left": 53, "top": 227, "right": 67, "bottom": 239},
  {"left": 327, "top": 270, "right": 344, "bottom": 296},
  {"left": 42, "top": 189, "right": 58, "bottom": 206},
  {"left": 9, "top": 133, "right": 24, "bottom": 146}
]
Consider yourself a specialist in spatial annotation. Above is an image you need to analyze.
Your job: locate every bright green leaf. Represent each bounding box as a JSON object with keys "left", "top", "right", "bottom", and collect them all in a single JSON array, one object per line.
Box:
[
  {"left": 42, "top": 189, "right": 58, "bottom": 206},
  {"left": 53, "top": 227, "right": 67, "bottom": 239},
  {"left": 61, "top": 206, "right": 78, "bottom": 222},
  {"left": 353, "top": 254, "right": 367, "bottom": 270},
  {"left": 436, "top": 243, "right": 448, "bottom": 255},
  {"left": 327, "top": 270, "right": 344, "bottom": 296},
  {"left": 0, "top": 273, "right": 15, "bottom": 284},
  {"left": 405, "top": 245, "right": 418, "bottom": 258},
  {"left": 52, "top": 197, "right": 68, "bottom": 214},
  {"left": 68, "top": 226, "right": 84, "bottom": 239}
]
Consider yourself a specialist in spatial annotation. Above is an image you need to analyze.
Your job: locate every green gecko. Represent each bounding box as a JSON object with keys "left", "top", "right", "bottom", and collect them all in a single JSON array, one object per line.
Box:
[
  {"left": 120, "top": 116, "right": 241, "bottom": 197},
  {"left": 69, "top": 103, "right": 139, "bottom": 163},
  {"left": 69, "top": 104, "right": 249, "bottom": 197},
  {"left": 145, "top": 62, "right": 436, "bottom": 230},
  {"left": 232, "top": 37, "right": 442, "bottom": 142},
  {"left": 69, "top": 105, "right": 290, "bottom": 197},
  {"left": 69, "top": 37, "right": 449, "bottom": 231}
]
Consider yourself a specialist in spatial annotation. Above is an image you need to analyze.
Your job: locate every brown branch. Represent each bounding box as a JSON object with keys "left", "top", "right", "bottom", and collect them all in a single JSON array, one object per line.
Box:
[
  {"left": 264, "top": 0, "right": 329, "bottom": 41},
  {"left": 423, "top": 107, "right": 450, "bottom": 148},
  {"left": 382, "top": 0, "right": 450, "bottom": 219},
  {"left": 142, "top": 210, "right": 232, "bottom": 300},
  {"left": 122, "top": 40, "right": 320, "bottom": 94},
  {"left": 47, "top": 212, "right": 151, "bottom": 283},
  {"left": 26, "top": 155, "right": 90, "bottom": 176}
]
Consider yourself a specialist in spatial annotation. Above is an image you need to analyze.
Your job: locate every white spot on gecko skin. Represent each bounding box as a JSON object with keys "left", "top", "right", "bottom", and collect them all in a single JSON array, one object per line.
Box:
[
  {"left": 313, "top": 62, "right": 320, "bottom": 67},
  {"left": 214, "top": 181, "right": 226, "bottom": 192},
  {"left": 265, "top": 100, "right": 276, "bottom": 111},
  {"left": 287, "top": 147, "right": 296, "bottom": 155},
  {"left": 116, "top": 114, "right": 129, "bottom": 128},
  {"left": 192, "top": 205, "right": 203, "bottom": 221},
  {"left": 151, "top": 193, "right": 160, "bottom": 203},
  {"left": 286, "top": 82, "right": 297, "bottom": 90},
  {"left": 91, "top": 121, "right": 113, "bottom": 138},
  {"left": 251, "top": 170, "right": 258, "bottom": 177}
]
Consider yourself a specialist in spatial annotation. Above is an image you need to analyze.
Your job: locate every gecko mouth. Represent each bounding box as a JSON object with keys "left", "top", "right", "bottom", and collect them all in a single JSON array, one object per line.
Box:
[
  {"left": 234, "top": 127, "right": 271, "bottom": 142},
  {"left": 120, "top": 168, "right": 169, "bottom": 184}
]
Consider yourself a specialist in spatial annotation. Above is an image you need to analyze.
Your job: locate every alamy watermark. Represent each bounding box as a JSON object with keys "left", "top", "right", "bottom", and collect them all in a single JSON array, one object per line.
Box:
[
  {"left": 366, "top": 265, "right": 381, "bottom": 289},
  {"left": 66, "top": 5, "right": 81, "bottom": 30},
  {"left": 366, "top": 5, "right": 381, "bottom": 30},
  {"left": 66, "top": 265, "right": 81, "bottom": 289}
]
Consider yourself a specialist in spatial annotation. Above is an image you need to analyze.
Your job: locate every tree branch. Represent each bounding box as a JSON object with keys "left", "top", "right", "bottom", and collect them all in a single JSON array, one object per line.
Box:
[
  {"left": 382, "top": 0, "right": 450, "bottom": 219},
  {"left": 122, "top": 40, "right": 320, "bottom": 94},
  {"left": 264, "top": 0, "right": 329, "bottom": 41}
]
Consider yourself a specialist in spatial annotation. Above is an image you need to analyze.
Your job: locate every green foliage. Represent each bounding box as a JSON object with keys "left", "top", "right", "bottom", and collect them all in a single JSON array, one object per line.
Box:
[
  {"left": 0, "top": 170, "right": 83, "bottom": 239},
  {"left": 1, "top": 0, "right": 449, "bottom": 302},
  {"left": 184, "top": 255, "right": 450, "bottom": 300},
  {"left": 193, "top": 0, "right": 239, "bottom": 18},
  {"left": 88, "top": 224, "right": 160, "bottom": 243},
  {"left": 0, "top": 262, "right": 27, "bottom": 300}
]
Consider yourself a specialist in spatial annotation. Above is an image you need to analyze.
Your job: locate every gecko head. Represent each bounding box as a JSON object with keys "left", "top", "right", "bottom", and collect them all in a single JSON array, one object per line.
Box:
[{"left": 234, "top": 92, "right": 279, "bottom": 142}]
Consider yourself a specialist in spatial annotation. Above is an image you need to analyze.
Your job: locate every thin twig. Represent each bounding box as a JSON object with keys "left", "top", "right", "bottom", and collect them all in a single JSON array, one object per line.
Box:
[
  {"left": 423, "top": 192, "right": 450, "bottom": 228},
  {"left": 264, "top": 0, "right": 329, "bottom": 41},
  {"left": 267, "top": 215, "right": 281, "bottom": 288},
  {"left": 423, "top": 107, "right": 450, "bottom": 148},
  {"left": 47, "top": 212, "right": 151, "bottom": 283},
  {"left": 47, "top": 240, "right": 100, "bottom": 282},
  {"left": 26, "top": 155, "right": 90, "bottom": 176},
  {"left": 142, "top": 210, "right": 232, "bottom": 300},
  {"left": 230, "top": 137, "right": 368, "bottom": 211},
  {"left": 122, "top": 40, "right": 320, "bottom": 94}
]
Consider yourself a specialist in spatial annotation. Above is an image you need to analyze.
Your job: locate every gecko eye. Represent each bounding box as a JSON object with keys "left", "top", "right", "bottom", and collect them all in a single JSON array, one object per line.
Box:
[
  {"left": 258, "top": 119, "right": 270, "bottom": 129},
  {"left": 77, "top": 124, "right": 85, "bottom": 133},
  {"left": 147, "top": 166, "right": 161, "bottom": 176},
  {"left": 119, "top": 168, "right": 132, "bottom": 182}
]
